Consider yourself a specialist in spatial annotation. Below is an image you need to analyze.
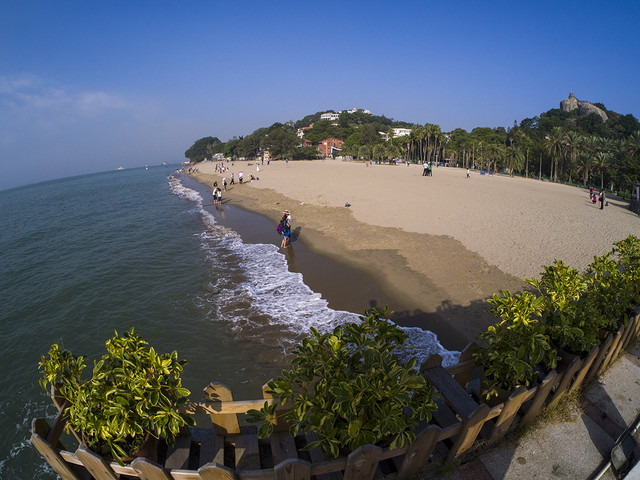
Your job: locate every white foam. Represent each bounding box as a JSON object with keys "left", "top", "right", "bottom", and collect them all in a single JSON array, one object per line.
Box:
[{"left": 169, "top": 175, "right": 459, "bottom": 365}]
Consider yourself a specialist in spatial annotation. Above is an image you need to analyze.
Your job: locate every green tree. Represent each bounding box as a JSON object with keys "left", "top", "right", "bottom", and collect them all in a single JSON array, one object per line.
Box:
[{"left": 185, "top": 136, "right": 222, "bottom": 163}]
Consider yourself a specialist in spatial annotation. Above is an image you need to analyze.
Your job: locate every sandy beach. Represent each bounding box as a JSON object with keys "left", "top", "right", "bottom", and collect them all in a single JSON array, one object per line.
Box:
[{"left": 191, "top": 159, "right": 640, "bottom": 348}]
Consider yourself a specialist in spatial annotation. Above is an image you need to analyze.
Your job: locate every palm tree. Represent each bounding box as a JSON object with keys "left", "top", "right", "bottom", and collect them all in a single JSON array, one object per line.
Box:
[
  {"left": 504, "top": 146, "right": 525, "bottom": 176},
  {"left": 545, "top": 126, "right": 566, "bottom": 182},
  {"left": 626, "top": 131, "right": 640, "bottom": 158},
  {"left": 372, "top": 143, "right": 386, "bottom": 162},
  {"left": 563, "top": 131, "right": 582, "bottom": 183},
  {"left": 594, "top": 152, "right": 609, "bottom": 189},
  {"left": 576, "top": 152, "right": 594, "bottom": 186},
  {"left": 358, "top": 145, "right": 372, "bottom": 163}
]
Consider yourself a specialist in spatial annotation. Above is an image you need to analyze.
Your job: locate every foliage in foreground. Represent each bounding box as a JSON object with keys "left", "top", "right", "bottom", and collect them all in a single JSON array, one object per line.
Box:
[
  {"left": 247, "top": 307, "right": 438, "bottom": 458},
  {"left": 476, "top": 235, "right": 640, "bottom": 400},
  {"left": 39, "top": 328, "right": 193, "bottom": 465}
]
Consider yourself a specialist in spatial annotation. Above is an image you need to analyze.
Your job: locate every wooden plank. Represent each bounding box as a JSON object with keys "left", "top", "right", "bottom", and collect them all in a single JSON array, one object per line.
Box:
[
  {"left": 431, "top": 397, "right": 460, "bottom": 428},
  {"left": 521, "top": 371, "right": 557, "bottom": 425},
  {"left": 548, "top": 356, "right": 582, "bottom": 409},
  {"left": 31, "top": 419, "right": 82, "bottom": 480},
  {"left": 194, "top": 428, "right": 224, "bottom": 466},
  {"left": 619, "top": 315, "right": 638, "bottom": 354},
  {"left": 304, "top": 432, "right": 343, "bottom": 480},
  {"left": 235, "top": 434, "right": 261, "bottom": 470},
  {"left": 586, "top": 334, "right": 614, "bottom": 383},
  {"left": 343, "top": 445, "right": 381, "bottom": 480},
  {"left": 270, "top": 431, "right": 298, "bottom": 465},
  {"left": 610, "top": 323, "right": 630, "bottom": 364},
  {"left": 568, "top": 346, "right": 599, "bottom": 394},
  {"left": 274, "top": 458, "right": 311, "bottom": 480},
  {"left": 165, "top": 435, "right": 192, "bottom": 470},
  {"left": 452, "top": 343, "right": 478, "bottom": 389},
  {"left": 75, "top": 447, "right": 119, "bottom": 480},
  {"left": 184, "top": 399, "right": 282, "bottom": 416},
  {"left": 446, "top": 404, "right": 490, "bottom": 461},
  {"left": 46, "top": 406, "right": 69, "bottom": 445},
  {"left": 131, "top": 457, "right": 171, "bottom": 480},
  {"left": 423, "top": 365, "right": 479, "bottom": 419},
  {"left": 198, "top": 461, "right": 237, "bottom": 480},
  {"left": 204, "top": 383, "right": 241, "bottom": 435},
  {"left": 599, "top": 326, "right": 625, "bottom": 374},
  {"left": 396, "top": 425, "right": 441, "bottom": 480},
  {"left": 487, "top": 386, "right": 528, "bottom": 445}
]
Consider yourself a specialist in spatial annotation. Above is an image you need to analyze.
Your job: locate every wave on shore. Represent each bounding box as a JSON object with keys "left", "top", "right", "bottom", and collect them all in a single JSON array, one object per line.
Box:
[{"left": 168, "top": 175, "right": 459, "bottom": 366}]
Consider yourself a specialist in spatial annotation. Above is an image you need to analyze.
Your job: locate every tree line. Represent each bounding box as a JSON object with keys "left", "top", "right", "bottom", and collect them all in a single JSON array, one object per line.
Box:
[{"left": 185, "top": 104, "right": 640, "bottom": 195}]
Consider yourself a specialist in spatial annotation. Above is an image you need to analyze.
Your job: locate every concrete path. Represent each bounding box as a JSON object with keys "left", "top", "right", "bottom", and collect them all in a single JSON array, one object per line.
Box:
[{"left": 427, "top": 341, "right": 640, "bottom": 479}]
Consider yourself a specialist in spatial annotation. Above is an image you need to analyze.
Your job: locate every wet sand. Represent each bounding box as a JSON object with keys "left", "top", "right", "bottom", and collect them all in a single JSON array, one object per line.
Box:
[{"left": 189, "top": 159, "right": 640, "bottom": 350}]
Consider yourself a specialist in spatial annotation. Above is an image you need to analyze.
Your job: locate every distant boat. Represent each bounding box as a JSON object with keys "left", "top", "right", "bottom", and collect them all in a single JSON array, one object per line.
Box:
[
  {"left": 162, "top": 162, "right": 168, "bottom": 166},
  {"left": 117, "top": 166, "right": 125, "bottom": 171}
]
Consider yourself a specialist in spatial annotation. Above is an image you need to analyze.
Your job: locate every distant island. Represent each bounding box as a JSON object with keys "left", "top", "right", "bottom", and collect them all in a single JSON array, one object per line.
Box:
[{"left": 185, "top": 97, "right": 640, "bottom": 197}]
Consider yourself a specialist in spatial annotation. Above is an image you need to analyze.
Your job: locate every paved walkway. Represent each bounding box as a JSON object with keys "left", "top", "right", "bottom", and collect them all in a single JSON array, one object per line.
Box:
[{"left": 427, "top": 341, "right": 640, "bottom": 480}]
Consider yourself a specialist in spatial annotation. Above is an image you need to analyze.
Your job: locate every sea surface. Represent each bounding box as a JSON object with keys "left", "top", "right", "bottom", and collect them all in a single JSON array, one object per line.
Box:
[{"left": 0, "top": 165, "right": 457, "bottom": 479}]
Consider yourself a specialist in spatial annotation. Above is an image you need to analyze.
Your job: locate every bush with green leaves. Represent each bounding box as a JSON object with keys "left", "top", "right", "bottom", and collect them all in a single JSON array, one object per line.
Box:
[
  {"left": 526, "top": 260, "right": 598, "bottom": 354},
  {"left": 39, "top": 328, "right": 193, "bottom": 465},
  {"left": 247, "top": 308, "right": 438, "bottom": 458},
  {"left": 475, "top": 290, "right": 558, "bottom": 400}
]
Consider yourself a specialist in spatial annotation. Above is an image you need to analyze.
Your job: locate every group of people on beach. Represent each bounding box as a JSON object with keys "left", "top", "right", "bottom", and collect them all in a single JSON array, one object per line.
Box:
[
  {"left": 422, "top": 162, "right": 433, "bottom": 176},
  {"left": 588, "top": 186, "right": 606, "bottom": 209},
  {"left": 211, "top": 182, "right": 223, "bottom": 206}
]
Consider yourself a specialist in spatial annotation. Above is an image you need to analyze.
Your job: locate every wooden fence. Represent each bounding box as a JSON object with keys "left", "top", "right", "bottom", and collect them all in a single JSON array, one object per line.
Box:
[{"left": 31, "top": 313, "right": 640, "bottom": 480}]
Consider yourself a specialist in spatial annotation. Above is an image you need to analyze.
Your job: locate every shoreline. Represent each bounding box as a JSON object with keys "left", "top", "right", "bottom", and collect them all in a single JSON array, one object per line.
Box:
[
  {"left": 190, "top": 165, "right": 525, "bottom": 350},
  {"left": 188, "top": 158, "right": 640, "bottom": 350}
]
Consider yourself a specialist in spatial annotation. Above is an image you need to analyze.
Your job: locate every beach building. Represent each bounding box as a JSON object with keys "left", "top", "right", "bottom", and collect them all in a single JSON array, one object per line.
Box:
[
  {"left": 391, "top": 128, "right": 412, "bottom": 137},
  {"left": 301, "top": 139, "right": 313, "bottom": 148},
  {"left": 320, "top": 112, "right": 340, "bottom": 121},
  {"left": 318, "top": 138, "right": 343, "bottom": 158}
]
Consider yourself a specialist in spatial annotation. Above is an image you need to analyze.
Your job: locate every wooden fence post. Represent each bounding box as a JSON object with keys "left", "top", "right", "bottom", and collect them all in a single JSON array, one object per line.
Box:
[
  {"left": 453, "top": 343, "right": 477, "bottom": 389},
  {"left": 198, "top": 461, "right": 236, "bottom": 480},
  {"left": 131, "top": 457, "right": 171, "bottom": 480},
  {"left": 30, "top": 418, "right": 81, "bottom": 480},
  {"left": 274, "top": 458, "right": 311, "bottom": 480},
  {"left": 586, "top": 334, "right": 613, "bottom": 384},
  {"left": 521, "top": 370, "right": 557, "bottom": 426},
  {"left": 548, "top": 357, "right": 582, "bottom": 409},
  {"left": 446, "top": 404, "right": 490, "bottom": 461},
  {"left": 343, "top": 445, "right": 381, "bottom": 480},
  {"left": 488, "top": 386, "right": 528, "bottom": 446},
  {"left": 75, "top": 446, "right": 118, "bottom": 480},
  {"left": 568, "top": 346, "right": 599, "bottom": 394},
  {"left": 598, "top": 326, "right": 625, "bottom": 375},
  {"left": 396, "top": 425, "right": 441, "bottom": 480},
  {"left": 203, "top": 382, "right": 240, "bottom": 435}
]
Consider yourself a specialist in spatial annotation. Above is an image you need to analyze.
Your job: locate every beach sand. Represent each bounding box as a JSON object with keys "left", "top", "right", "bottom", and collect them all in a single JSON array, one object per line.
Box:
[{"left": 190, "top": 159, "right": 640, "bottom": 349}]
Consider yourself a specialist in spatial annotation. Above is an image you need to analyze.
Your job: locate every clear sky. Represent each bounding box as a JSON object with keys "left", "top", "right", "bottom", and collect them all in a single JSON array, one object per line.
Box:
[{"left": 1, "top": 1, "right": 639, "bottom": 191}]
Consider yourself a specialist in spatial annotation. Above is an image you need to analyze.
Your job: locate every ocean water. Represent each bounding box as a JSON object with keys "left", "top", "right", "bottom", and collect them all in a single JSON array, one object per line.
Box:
[{"left": 0, "top": 166, "right": 457, "bottom": 479}]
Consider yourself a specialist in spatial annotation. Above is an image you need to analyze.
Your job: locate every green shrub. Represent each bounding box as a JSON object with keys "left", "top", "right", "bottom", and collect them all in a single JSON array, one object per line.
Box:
[
  {"left": 247, "top": 308, "right": 438, "bottom": 458},
  {"left": 475, "top": 290, "right": 557, "bottom": 400},
  {"left": 39, "top": 328, "right": 193, "bottom": 465}
]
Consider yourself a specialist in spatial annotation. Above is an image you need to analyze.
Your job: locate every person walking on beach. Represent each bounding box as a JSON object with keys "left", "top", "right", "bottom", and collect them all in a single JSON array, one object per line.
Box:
[
  {"left": 222, "top": 177, "right": 227, "bottom": 191},
  {"left": 423, "top": 161, "right": 428, "bottom": 176},
  {"left": 230, "top": 173, "right": 235, "bottom": 185},
  {"left": 280, "top": 210, "right": 292, "bottom": 248},
  {"left": 217, "top": 187, "right": 222, "bottom": 205},
  {"left": 599, "top": 190, "right": 605, "bottom": 210},
  {"left": 466, "top": 168, "right": 470, "bottom": 178},
  {"left": 239, "top": 171, "right": 244, "bottom": 184}
]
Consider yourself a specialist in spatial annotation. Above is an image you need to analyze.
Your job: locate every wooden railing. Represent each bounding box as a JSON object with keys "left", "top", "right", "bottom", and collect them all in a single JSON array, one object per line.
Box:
[{"left": 31, "top": 312, "right": 640, "bottom": 480}]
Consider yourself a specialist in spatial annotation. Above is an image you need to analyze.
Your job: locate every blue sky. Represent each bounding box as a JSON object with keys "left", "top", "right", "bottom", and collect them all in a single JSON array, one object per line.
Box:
[{"left": 1, "top": 0, "right": 639, "bottom": 190}]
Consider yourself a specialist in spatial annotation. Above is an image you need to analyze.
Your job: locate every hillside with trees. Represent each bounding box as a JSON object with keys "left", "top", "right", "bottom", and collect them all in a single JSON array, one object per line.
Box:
[{"left": 184, "top": 101, "right": 640, "bottom": 196}]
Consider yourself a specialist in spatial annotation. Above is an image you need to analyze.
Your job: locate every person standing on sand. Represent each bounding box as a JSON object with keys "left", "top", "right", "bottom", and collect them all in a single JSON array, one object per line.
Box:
[
  {"left": 230, "top": 173, "right": 234, "bottom": 185},
  {"left": 466, "top": 168, "right": 470, "bottom": 178},
  {"left": 599, "top": 190, "right": 605, "bottom": 210},
  {"left": 280, "top": 210, "right": 292, "bottom": 248},
  {"left": 222, "top": 177, "right": 227, "bottom": 191},
  {"left": 423, "top": 161, "right": 428, "bottom": 176}
]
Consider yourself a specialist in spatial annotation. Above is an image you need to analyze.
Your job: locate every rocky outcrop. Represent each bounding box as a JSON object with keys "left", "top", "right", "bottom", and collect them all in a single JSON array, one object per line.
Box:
[
  {"left": 560, "top": 93, "right": 608, "bottom": 122},
  {"left": 560, "top": 93, "right": 579, "bottom": 112}
]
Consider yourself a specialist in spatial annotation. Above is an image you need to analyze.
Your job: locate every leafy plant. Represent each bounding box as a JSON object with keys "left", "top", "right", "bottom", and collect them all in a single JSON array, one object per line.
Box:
[
  {"left": 247, "top": 307, "right": 438, "bottom": 458},
  {"left": 475, "top": 290, "right": 558, "bottom": 400},
  {"left": 526, "top": 261, "right": 598, "bottom": 354},
  {"left": 39, "top": 328, "right": 193, "bottom": 465}
]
